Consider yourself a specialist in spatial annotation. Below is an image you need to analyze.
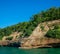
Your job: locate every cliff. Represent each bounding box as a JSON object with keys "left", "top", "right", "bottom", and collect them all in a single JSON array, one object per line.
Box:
[
  {"left": 0, "top": 7, "right": 60, "bottom": 48},
  {"left": 20, "top": 19, "right": 60, "bottom": 48},
  {"left": 0, "top": 19, "right": 60, "bottom": 48}
]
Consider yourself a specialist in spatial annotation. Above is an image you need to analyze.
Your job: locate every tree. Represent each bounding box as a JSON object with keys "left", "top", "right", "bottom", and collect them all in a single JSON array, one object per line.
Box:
[{"left": 46, "top": 25, "right": 60, "bottom": 38}]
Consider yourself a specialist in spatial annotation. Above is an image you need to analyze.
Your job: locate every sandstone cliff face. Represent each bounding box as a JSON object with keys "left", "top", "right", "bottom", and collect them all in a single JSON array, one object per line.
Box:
[
  {"left": 0, "top": 32, "right": 21, "bottom": 46},
  {"left": 0, "top": 19, "right": 60, "bottom": 48},
  {"left": 21, "top": 19, "right": 60, "bottom": 48},
  {"left": 2, "top": 32, "right": 21, "bottom": 41},
  {"left": 0, "top": 40, "right": 9, "bottom": 46}
]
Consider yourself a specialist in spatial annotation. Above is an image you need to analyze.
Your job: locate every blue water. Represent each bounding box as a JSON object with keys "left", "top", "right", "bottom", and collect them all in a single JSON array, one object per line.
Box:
[{"left": 0, "top": 47, "right": 60, "bottom": 54}]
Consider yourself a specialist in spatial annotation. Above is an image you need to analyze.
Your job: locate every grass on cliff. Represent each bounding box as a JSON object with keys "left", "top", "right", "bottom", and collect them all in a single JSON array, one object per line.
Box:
[
  {"left": 6, "top": 36, "right": 13, "bottom": 40},
  {"left": 46, "top": 25, "right": 60, "bottom": 39},
  {"left": 0, "top": 36, "right": 3, "bottom": 40}
]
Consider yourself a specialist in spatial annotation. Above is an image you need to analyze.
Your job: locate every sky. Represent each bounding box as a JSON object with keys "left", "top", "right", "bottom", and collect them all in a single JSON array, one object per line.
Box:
[{"left": 0, "top": 0, "right": 60, "bottom": 28}]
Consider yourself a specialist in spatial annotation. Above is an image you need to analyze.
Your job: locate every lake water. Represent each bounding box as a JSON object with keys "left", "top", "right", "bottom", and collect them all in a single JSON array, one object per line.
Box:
[{"left": 0, "top": 47, "right": 60, "bottom": 54}]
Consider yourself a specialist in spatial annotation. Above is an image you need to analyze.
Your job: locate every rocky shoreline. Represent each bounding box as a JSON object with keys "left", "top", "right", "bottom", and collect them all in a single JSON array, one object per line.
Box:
[
  {"left": 0, "top": 38, "right": 60, "bottom": 49},
  {"left": 0, "top": 40, "right": 20, "bottom": 47},
  {"left": 19, "top": 38, "right": 60, "bottom": 49}
]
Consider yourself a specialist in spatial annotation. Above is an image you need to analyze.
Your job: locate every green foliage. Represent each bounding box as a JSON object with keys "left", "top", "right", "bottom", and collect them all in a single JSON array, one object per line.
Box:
[
  {"left": 0, "top": 36, "right": 3, "bottom": 40},
  {"left": 46, "top": 29, "right": 56, "bottom": 38},
  {"left": 0, "top": 7, "right": 60, "bottom": 38},
  {"left": 40, "top": 25, "right": 44, "bottom": 30},
  {"left": 46, "top": 25, "right": 60, "bottom": 38},
  {"left": 54, "top": 25, "right": 60, "bottom": 29},
  {"left": 6, "top": 36, "right": 13, "bottom": 40},
  {"left": 55, "top": 29, "right": 60, "bottom": 38}
]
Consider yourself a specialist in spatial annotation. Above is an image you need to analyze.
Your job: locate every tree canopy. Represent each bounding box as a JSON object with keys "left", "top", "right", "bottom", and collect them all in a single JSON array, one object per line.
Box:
[{"left": 0, "top": 7, "right": 60, "bottom": 39}]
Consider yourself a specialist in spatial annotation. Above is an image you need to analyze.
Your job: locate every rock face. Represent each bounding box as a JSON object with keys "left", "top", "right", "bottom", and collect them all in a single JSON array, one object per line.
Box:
[
  {"left": 0, "top": 40, "right": 9, "bottom": 46},
  {"left": 21, "top": 38, "right": 60, "bottom": 49},
  {"left": 0, "top": 32, "right": 21, "bottom": 47},
  {"left": 2, "top": 32, "right": 21, "bottom": 41},
  {"left": 0, "top": 19, "right": 60, "bottom": 48},
  {"left": 29, "top": 19, "right": 60, "bottom": 39},
  {"left": 0, "top": 40, "right": 20, "bottom": 47},
  {"left": 21, "top": 19, "right": 60, "bottom": 48}
]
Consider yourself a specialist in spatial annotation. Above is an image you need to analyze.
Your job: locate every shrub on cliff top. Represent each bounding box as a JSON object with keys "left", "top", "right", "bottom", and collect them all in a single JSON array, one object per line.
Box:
[{"left": 46, "top": 25, "right": 60, "bottom": 38}]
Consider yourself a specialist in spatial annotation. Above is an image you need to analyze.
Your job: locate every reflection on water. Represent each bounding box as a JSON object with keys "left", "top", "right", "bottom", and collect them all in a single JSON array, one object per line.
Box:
[{"left": 0, "top": 47, "right": 60, "bottom": 54}]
